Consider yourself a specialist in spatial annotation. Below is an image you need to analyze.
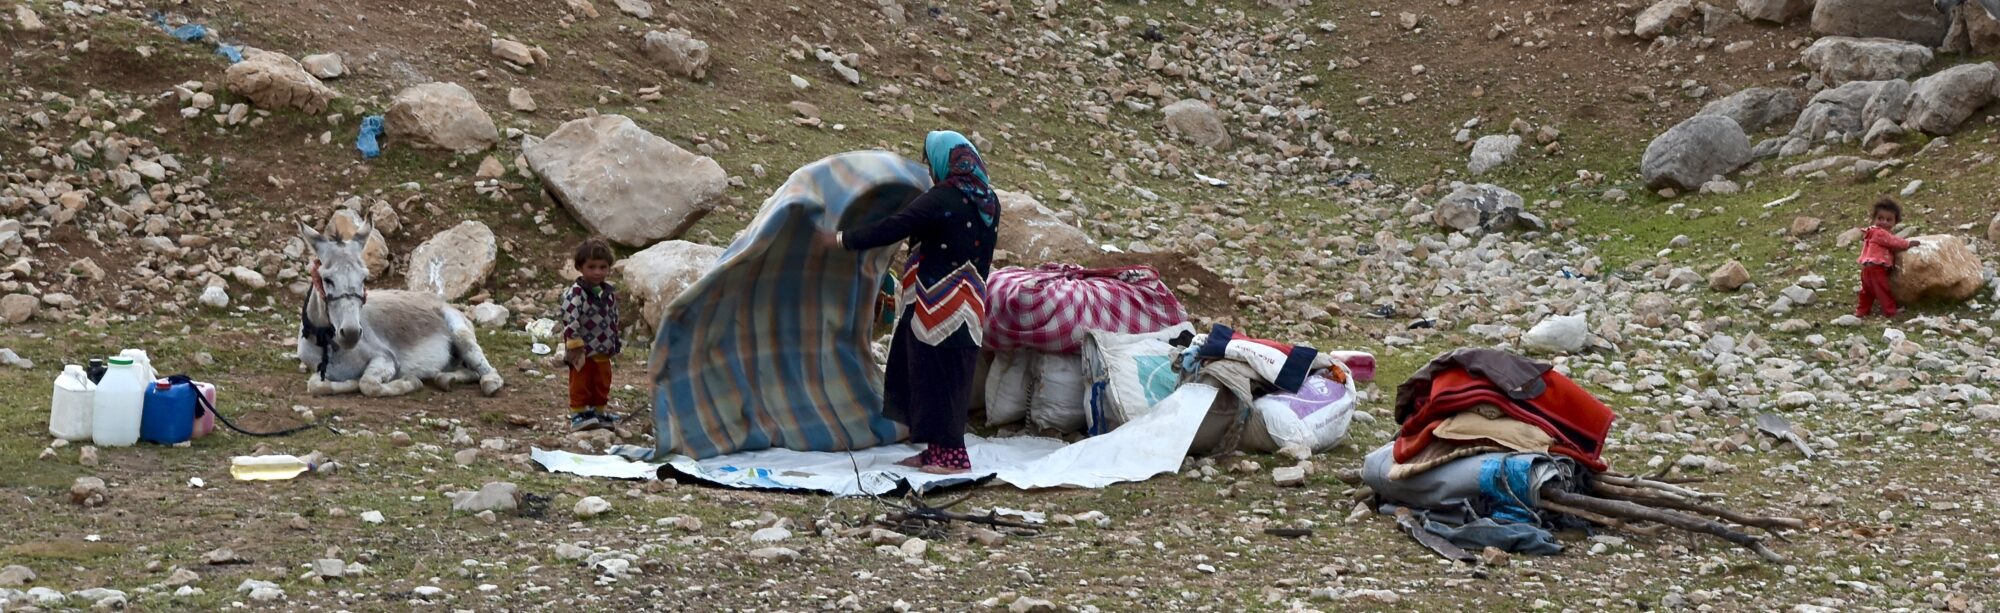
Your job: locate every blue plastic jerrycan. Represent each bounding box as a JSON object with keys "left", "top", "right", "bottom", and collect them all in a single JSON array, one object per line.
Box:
[{"left": 140, "top": 379, "right": 196, "bottom": 445}]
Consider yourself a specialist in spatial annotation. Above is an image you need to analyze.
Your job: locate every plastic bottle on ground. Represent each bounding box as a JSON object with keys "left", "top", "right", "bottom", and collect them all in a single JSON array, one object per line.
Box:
[{"left": 230, "top": 455, "right": 315, "bottom": 481}]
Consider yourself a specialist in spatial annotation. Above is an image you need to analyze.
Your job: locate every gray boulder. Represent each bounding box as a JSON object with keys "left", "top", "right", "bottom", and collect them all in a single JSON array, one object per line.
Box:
[
  {"left": 1903, "top": 62, "right": 2000, "bottom": 135},
  {"left": 617, "top": 240, "right": 724, "bottom": 335},
  {"left": 1635, "top": 0, "right": 1697, "bottom": 39},
  {"left": 1862, "top": 79, "right": 1915, "bottom": 128},
  {"left": 525, "top": 115, "right": 728, "bottom": 247},
  {"left": 1432, "top": 183, "right": 1542, "bottom": 233},
  {"left": 1696, "top": 87, "right": 1803, "bottom": 132},
  {"left": 451, "top": 482, "right": 520, "bottom": 514},
  {"left": 386, "top": 82, "right": 499, "bottom": 154},
  {"left": 1467, "top": 134, "right": 1521, "bottom": 175},
  {"left": 1737, "top": 0, "right": 1812, "bottom": 24},
  {"left": 1787, "top": 80, "right": 1890, "bottom": 144},
  {"left": 1812, "top": 0, "right": 1952, "bottom": 47},
  {"left": 641, "top": 29, "right": 711, "bottom": 81},
  {"left": 1800, "top": 37, "right": 1932, "bottom": 86},
  {"left": 1641, "top": 115, "right": 1751, "bottom": 191},
  {"left": 1163, "top": 100, "right": 1231, "bottom": 149}
]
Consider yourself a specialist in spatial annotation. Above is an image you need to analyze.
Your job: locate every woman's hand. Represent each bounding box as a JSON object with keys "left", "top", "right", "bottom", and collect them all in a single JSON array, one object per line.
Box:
[{"left": 813, "top": 230, "right": 845, "bottom": 250}]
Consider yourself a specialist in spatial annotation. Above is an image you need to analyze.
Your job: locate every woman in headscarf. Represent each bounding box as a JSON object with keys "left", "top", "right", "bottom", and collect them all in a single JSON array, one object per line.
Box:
[{"left": 831, "top": 131, "right": 1001, "bottom": 475}]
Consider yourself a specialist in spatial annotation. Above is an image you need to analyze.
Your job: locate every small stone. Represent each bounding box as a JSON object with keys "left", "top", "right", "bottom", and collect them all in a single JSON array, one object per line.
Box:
[
  {"left": 1480, "top": 547, "right": 1510, "bottom": 567},
  {"left": 453, "top": 449, "right": 479, "bottom": 465},
  {"left": 1789, "top": 216, "right": 1823, "bottom": 237},
  {"left": 313, "top": 559, "right": 345, "bottom": 580},
  {"left": 360, "top": 510, "right": 386, "bottom": 524},
  {"left": 451, "top": 482, "right": 518, "bottom": 513},
  {"left": 70, "top": 477, "right": 108, "bottom": 507},
  {"left": 969, "top": 528, "right": 1007, "bottom": 547},
  {"left": 554, "top": 543, "right": 591, "bottom": 561},
  {"left": 750, "top": 527, "right": 792, "bottom": 543},
  {"left": 0, "top": 565, "right": 35, "bottom": 587},
  {"left": 509, "top": 88, "right": 538, "bottom": 113},
  {"left": 1010, "top": 597, "right": 1059, "bottom": 613},
  {"left": 574, "top": 496, "right": 612, "bottom": 519},
  {"left": 78, "top": 445, "right": 99, "bottom": 467},
  {"left": 164, "top": 568, "right": 199, "bottom": 587},
  {"left": 748, "top": 547, "right": 800, "bottom": 563},
  {"left": 899, "top": 537, "right": 929, "bottom": 558},
  {"left": 1272, "top": 466, "right": 1308, "bottom": 487},
  {"left": 1708, "top": 261, "right": 1751, "bottom": 291}
]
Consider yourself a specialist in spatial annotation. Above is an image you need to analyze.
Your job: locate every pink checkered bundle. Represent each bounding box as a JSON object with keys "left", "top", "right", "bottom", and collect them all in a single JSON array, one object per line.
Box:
[{"left": 985, "top": 264, "right": 1188, "bottom": 354}]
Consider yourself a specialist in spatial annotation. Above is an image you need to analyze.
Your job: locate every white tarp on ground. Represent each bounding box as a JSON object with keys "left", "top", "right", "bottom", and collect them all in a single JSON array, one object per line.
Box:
[{"left": 534, "top": 384, "right": 1221, "bottom": 496}]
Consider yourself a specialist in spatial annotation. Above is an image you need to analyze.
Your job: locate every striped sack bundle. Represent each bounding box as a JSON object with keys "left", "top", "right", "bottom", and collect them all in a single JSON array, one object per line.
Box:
[{"left": 985, "top": 264, "right": 1187, "bottom": 354}]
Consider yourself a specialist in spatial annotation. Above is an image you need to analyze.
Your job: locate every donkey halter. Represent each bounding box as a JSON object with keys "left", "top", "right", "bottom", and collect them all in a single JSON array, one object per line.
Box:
[{"left": 310, "top": 261, "right": 367, "bottom": 305}]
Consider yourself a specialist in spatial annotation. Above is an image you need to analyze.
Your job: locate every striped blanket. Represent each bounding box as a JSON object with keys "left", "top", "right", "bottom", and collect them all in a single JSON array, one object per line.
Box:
[{"left": 646, "top": 151, "right": 932, "bottom": 460}]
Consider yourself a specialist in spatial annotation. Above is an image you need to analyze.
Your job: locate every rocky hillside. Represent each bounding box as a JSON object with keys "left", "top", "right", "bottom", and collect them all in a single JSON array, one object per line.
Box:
[{"left": 2, "top": 0, "right": 2000, "bottom": 610}]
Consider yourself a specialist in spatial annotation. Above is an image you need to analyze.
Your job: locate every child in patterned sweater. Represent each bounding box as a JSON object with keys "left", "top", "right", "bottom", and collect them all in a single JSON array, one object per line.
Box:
[{"left": 562, "top": 239, "right": 623, "bottom": 431}]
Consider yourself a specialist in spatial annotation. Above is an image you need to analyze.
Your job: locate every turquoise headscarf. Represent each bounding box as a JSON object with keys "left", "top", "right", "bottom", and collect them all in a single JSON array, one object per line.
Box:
[
  {"left": 921, "top": 130, "right": 998, "bottom": 226},
  {"left": 923, "top": 131, "right": 983, "bottom": 184}
]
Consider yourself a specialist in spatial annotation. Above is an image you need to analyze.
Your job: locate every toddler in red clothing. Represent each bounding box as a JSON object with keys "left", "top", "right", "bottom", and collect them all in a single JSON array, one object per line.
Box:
[{"left": 1855, "top": 198, "right": 1922, "bottom": 318}]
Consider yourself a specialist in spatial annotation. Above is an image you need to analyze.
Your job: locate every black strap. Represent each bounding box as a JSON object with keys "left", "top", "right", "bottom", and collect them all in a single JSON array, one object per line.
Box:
[
  {"left": 169, "top": 375, "right": 325, "bottom": 437},
  {"left": 299, "top": 301, "right": 337, "bottom": 380}
]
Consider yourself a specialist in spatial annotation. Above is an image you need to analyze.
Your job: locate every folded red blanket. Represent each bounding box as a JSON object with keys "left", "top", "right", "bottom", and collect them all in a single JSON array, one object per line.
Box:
[{"left": 1394, "top": 367, "right": 1613, "bottom": 472}]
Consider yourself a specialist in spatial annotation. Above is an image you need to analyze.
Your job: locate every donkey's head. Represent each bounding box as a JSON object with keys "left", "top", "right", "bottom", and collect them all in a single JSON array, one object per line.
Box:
[{"left": 299, "top": 220, "right": 372, "bottom": 349}]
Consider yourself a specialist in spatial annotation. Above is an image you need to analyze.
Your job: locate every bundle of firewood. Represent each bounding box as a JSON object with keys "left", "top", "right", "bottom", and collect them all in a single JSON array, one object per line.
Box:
[{"left": 1340, "top": 470, "right": 1803, "bottom": 563}]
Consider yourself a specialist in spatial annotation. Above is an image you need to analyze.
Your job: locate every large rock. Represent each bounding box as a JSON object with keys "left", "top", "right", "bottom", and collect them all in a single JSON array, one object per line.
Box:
[
  {"left": 1737, "top": 0, "right": 1812, "bottom": 23},
  {"left": 1635, "top": 0, "right": 1697, "bottom": 39},
  {"left": 525, "top": 115, "right": 727, "bottom": 247},
  {"left": 1890, "top": 235, "right": 1985, "bottom": 303},
  {"left": 1696, "top": 87, "right": 1804, "bottom": 132},
  {"left": 386, "top": 83, "right": 499, "bottom": 154},
  {"left": 1, "top": 293, "right": 37, "bottom": 323},
  {"left": 1709, "top": 260, "right": 1751, "bottom": 291},
  {"left": 326, "top": 209, "right": 391, "bottom": 277},
  {"left": 1862, "top": 79, "right": 1915, "bottom": 128},
  {"left": 1781, "top": 80, "right": 1890, "bottom": 146},
  {"left": 224, "top": 48, "right": 339, "bottom": 114},
  {"left": 640, "top": 29, "right": 711, "bottom": 81},
  {"left": 1903, "top": 62, "right": 2000, "bottom": 136},
  {"left": 301, "top": 53, "right": 345, "bottom": 79},
  {"left": 405, "top": 221, "right": 496, "bottom": 300},
  {"left": 613, "top": 0, "right": 653, "bottom": 18},
  {"left": 1988, "top": 212, "right": 2000, "bottom": 243},
  {"left": 1812, "top": 0, "right": 1952, "bottom": 47},
  {"left": 1800, "top": 37, "right": 1933, "bottom": 86},
  {"left": 1962, "top": 3, "right": 2000, "bottom": 53},
  {"left": 1641, "top": 115, "right": 1751, "bottom": 191},
  {"left": 1467, "top": 134, "right": 1520, "bottom": 175},
  {"left": 1432, "top": 183, "right": 1541, "bottom": 233},
  {"left": 995, "top": 190, "right": 1097, "bottom": 263},
  {"left": 616, "top": 240, "right": 724, "bottom": 334},
  {"left": 1162, "top": 99, "right": 1231, "bottom": 149}
]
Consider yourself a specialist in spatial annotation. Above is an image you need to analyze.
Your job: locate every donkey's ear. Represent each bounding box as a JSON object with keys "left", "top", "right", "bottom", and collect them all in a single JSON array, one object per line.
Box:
[
  {"left": 350, "top": 220, "right": 373, "bottom": 243},
  {"left": 298, "top": 220, "right": 325, "bottom": 245}
]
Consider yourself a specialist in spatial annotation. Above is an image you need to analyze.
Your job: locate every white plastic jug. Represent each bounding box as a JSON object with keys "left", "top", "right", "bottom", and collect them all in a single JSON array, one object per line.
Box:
[
  {"left": 49, "top": 365, "right": 96, "bottom": 441},
  {"left": 117, "top": 348, "right": 157, "bottom": 380},
  {"left": 91, "top": 357, "right": 147, "bottom": 447}
]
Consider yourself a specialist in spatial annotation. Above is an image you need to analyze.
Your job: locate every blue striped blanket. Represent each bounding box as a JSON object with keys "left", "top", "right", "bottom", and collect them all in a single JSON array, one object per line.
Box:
[{"left": 644, "top": 151, "right": 932, "bottom": 460}]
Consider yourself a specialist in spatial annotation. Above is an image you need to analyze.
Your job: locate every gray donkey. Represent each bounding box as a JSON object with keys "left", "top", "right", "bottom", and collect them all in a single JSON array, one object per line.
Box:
[{"left": 298, "top": 220, "right": 504, "bottom": 397}]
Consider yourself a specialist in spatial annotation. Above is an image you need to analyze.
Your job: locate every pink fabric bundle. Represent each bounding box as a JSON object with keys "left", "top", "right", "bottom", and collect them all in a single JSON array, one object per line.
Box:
[{"left": 985, "top": 264, "right": 1187, "bottom": 354}]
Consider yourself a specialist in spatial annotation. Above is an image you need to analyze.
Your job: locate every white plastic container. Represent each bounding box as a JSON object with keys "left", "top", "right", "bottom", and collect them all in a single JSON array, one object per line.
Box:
[
  {"left": 50, "top": 365, "right": 97, "bottom": 441},
  {"left": 230, "top": 455, "right": 315, "bottom": 481},
  {"left": 91, "top": 357, "right": 148, "bottom": 447},
  {"left": 118, "top": 348, "right": 157, "bottom": 380}
]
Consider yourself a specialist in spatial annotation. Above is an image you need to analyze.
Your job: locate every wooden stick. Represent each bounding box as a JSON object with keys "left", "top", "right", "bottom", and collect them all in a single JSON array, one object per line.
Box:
[
  {"left": 1593, "top": 482, "right": 1806, "bottom": 533},
  {"left": 1543, "top": 489, "right": 1783, "bottom": 563},
  {"left": 883, "top": 508, "right": 1042, "bottom": 531},
  {"left": 1597, "top": 474, "right": 1715, "bottom": 499},
  {"left": 1537, "top": 499, "right": 1668, "bottom": 537}
]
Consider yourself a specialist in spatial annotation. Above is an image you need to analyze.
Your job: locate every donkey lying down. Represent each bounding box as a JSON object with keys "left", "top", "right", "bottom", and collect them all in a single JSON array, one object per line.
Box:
[{"left": 298, "top": 221, "right": 504, "bottom": 397}]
